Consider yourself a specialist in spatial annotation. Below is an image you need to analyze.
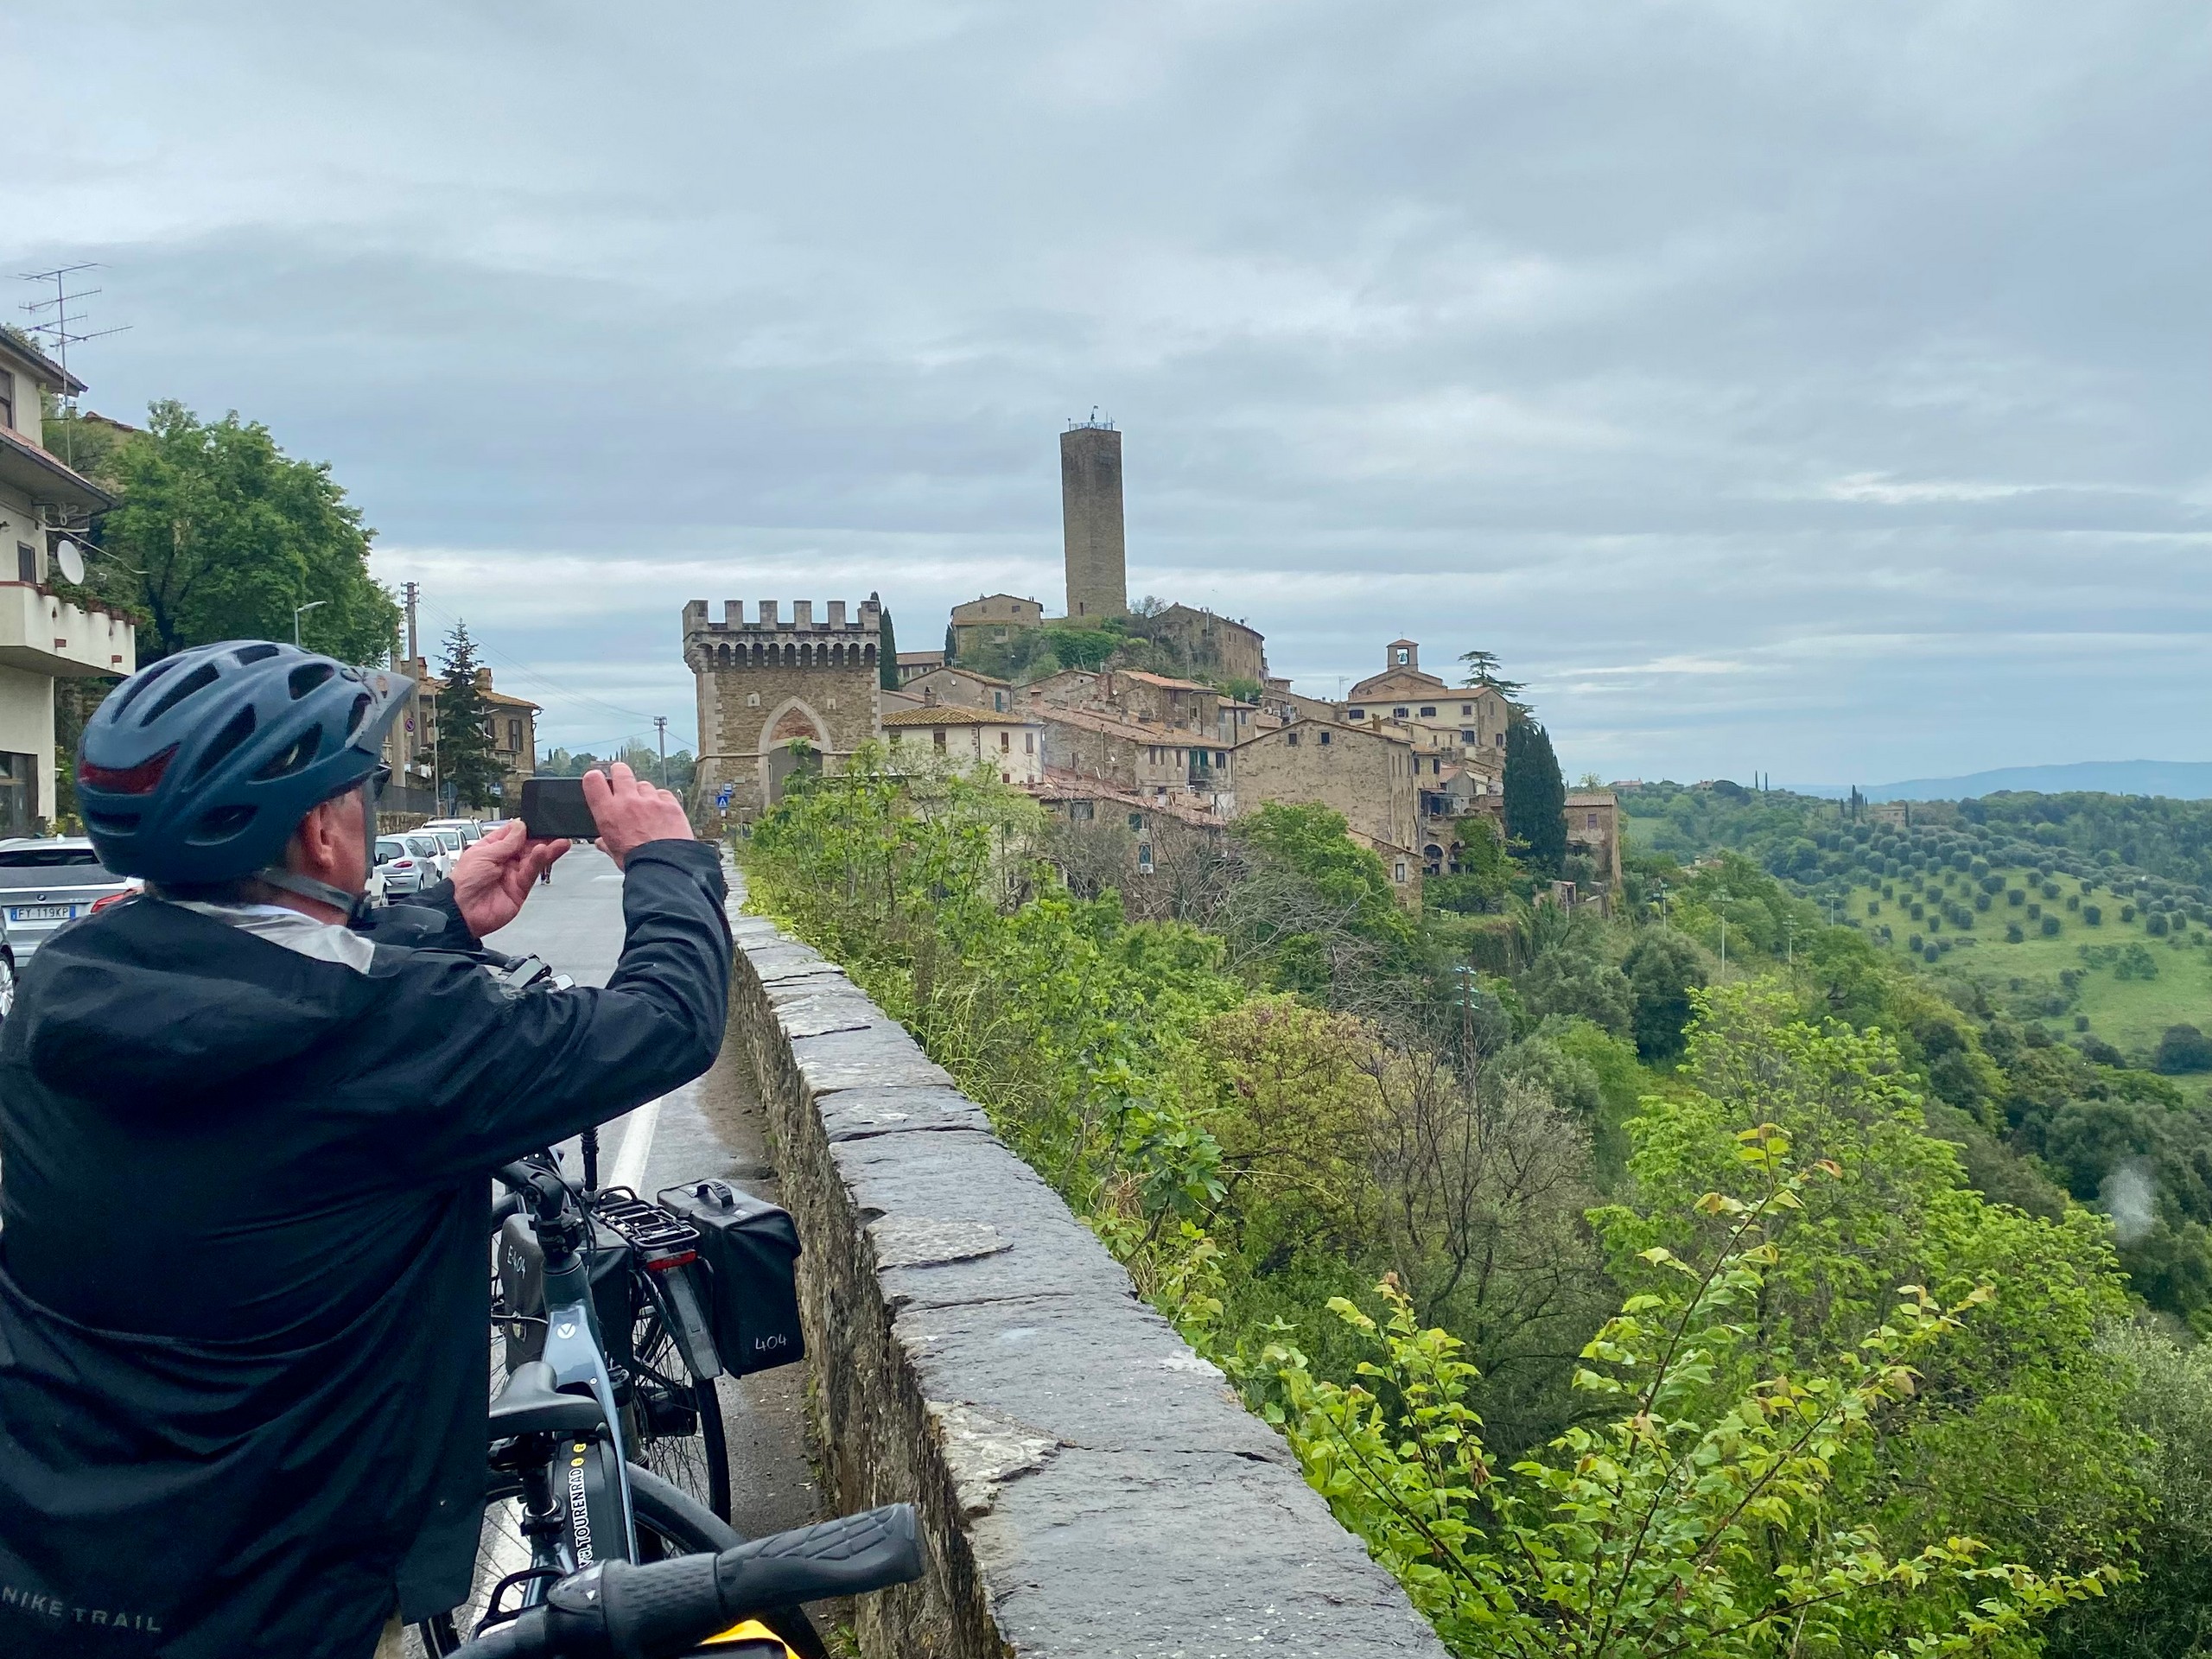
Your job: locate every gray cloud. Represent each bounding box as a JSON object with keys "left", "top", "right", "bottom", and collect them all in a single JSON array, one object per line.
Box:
[{"left": 16, "top": 0, "right": 2212, "bottom": 779}]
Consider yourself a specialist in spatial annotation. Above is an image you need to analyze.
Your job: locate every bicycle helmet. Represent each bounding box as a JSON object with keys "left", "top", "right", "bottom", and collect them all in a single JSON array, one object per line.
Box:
[{"left": 78, "top": 640, "right": 413, "bottom": 902}]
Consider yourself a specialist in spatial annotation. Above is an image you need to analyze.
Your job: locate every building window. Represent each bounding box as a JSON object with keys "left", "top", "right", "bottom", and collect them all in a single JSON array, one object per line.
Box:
[
  {"left": 1394, "top": 647, "right": 1409, "bottom": 666},
  {"left": 933, "top": 729, "right": 947, "bottom": 752},
  {"left": 1460, "top": 704, "right": 1472, "bottom": 715},
  {"left": 1069, "top": 799, "right": 1094, "bottom": 821},
  {"left": 1586, "top": 812, "right": 1599, "bottom": 830},
  {"left": 1137, "top": 844, "right": 1154, "bottom": 874},
  {"left": 994, "top": 690, "right": 1006, "bottom": 710},
  {"left": 1214, "top": 751, "right": 1225, "bottom": 766},
  {"left": 993, "top": 627, "right": 1007, "bottom": 642},
  {"left": 1432, "top": 758, "right": 1442, "bottom": 775},
  {"left": 1024, "top": 732, "right": 1034, "bottom": 753},
  {"left": 1346, "top": 708, "right": 1364, "bottom": 720},
  {"left": 1393, "top": 707, "right": 1408, "bottom": 718},
  {"left": 1497, "top": 733, "right": 1505, "bottom": 747},
  {"left": 1319, "top": 730, "right": 1331, "bottom": 746},
  {"left": 16, "top": 543, "right": 35, "bottom": 583},
  {"left": 1287, "top": 731, "right": 1300, "bottom": 747},
  {"left": 1460, "top": 729, "right": 1477, "bottom": 743},
  {"left": 999, "top": 731, "right": 1010, "bottom": 752},
  {"left": 507, "top": 719, "right": 522, "bottom": 751},
  {"left": 0, "top": 751, "right": 34, "bottom": 834},
  {"left": 1128, "top": 812, "right": 1143, "bottom": 830},
  {"left": 1394, "top": 860, "right": 1408, "bottom": 882},
  {"left": 0, "top": 372, "right": 13, "bottom": 432},
  {"left": 1419, "top": 706, "right": 1436, "bottom": 718}
]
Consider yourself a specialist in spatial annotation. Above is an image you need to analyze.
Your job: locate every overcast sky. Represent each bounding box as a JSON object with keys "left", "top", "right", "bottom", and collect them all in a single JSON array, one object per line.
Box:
[{"left": 18, "top": 2, "right": 2212, "bottom": 782}]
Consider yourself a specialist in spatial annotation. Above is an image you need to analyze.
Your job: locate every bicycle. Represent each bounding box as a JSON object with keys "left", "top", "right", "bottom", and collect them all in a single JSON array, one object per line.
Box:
[{"left": 416, "top": 1154, "right": 817, "bottom": 1656}]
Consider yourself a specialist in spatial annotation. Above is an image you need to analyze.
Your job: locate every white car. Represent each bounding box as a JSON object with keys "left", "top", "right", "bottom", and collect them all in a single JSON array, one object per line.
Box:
[
  {"left": 423, "top": 818, "right": 487, "bottom": 847},
  {"left": 374, "top": 836, "right": 441, "bottom": 899},
  {"left": 398, "top": 830, "right": 455, "bottom": 881},
  {"left": 416, "top": 826, "right": 465, "bottom": 875}
]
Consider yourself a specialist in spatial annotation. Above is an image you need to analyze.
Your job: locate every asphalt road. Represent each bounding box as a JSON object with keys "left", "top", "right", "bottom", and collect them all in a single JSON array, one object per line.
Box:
[{"left": 484, "top": 843, "right": 825, "bottom": 1545}]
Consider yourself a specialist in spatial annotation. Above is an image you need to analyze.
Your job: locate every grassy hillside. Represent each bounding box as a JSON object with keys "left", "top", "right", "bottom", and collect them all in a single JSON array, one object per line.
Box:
[{"left": 1623, "top": 782, "right": 2212, "bottom": 1077}]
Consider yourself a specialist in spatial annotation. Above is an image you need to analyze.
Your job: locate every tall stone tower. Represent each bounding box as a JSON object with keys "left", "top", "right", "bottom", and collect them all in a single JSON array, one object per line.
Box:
[
  {"left": 1060, "top": 420, "right": 1127, "bottom": 622},
  {"left": 683, "top": 596, "right": 882, "bottom": 816}
]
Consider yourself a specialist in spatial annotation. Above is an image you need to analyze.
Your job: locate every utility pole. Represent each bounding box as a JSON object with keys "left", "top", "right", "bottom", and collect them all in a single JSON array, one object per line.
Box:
[
  {"left": 401, "top": 581, "right": 420, "bottom": 663},
  {"left": 293, "top": 600, "right": 326, "bottom": 646},
  {"left": 1716, "top": 887, "right": 1732, "bottom": 978},
  {"left": 653, "top": 715, "right": 669, "bottom": 786},
  {"left": 1783, "top": 917, "right": 1797, "bottom": 967},
  {"left": 1655, "top": 880, "right": 1669, "bottom": 930}
]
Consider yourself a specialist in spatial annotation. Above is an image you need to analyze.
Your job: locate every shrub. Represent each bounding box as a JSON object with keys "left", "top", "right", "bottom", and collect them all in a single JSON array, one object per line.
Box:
[
  {"left": 1911, "top": 901, "right": 1926, "bottom": 920},
  {"left": 2009, "top": 888, "right": 2026, "bottom": 906},
  {"left": 2042, "top": 915, "right": 2063, "bottom": 938},
  {"left": 1909, "top": 933, "right": 1925, "bottom": 953},
  {"left": 2007, "top": 923, "right": 2025, "bottom": 943},
  {"left": 1925, "top": 944, "right": 1942, "bottom": 962},
  {"left": 2044, "top": 882, "right": 2062, "bottom": 900},
  {"left": 2067, "top": 893, "right": 2081, "bottom": 912},
  {"left": 2149, "top": 912, "right": 2171, "bottom": 937},
  {"left": 2122, "top": 905, "right": 2136, "bottom": 923},
  {"left": 1975, "top": 892, "right": 1993, "bottom": 912},
  {"left": 1867, "top": 899, "right": 1880, "bottom": 916},
  {"left": 2029, "top": 903, "right": 2043, "bottom": 920},
  {"left": 2084, "top": 905, "right": 2102, "bottom": 926},
  {"left": 2155, "top": 1025, "right": 2212, "bottom": 1074},
  {"left": 2075, "top": 1014, "right": 2090, "bottom": 1032}
]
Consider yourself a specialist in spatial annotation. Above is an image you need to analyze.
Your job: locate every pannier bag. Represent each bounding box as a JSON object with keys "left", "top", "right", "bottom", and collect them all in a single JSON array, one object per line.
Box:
[
  {"left": 656, "top": 1179, "right": 805, "bottom": 1376},
  {"left": 496, "top": 1212, "right": 639, "bottom": 1368}
]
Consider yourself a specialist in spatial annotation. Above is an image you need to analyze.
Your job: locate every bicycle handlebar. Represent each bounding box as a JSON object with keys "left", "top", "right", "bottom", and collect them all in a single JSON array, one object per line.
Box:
[{"left": 448, "top": 1503, "right": 924, "bottom": 1657}]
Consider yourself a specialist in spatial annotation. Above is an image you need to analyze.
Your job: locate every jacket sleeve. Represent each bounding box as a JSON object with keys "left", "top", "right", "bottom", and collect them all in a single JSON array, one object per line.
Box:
[{"left": 372, "top": 841, "right": 734, "bottom": 1182}]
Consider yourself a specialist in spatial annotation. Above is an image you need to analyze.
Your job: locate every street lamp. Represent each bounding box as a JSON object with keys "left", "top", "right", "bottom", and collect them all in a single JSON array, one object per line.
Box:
[{"left": 293, "top": 600, "right": 327, "bottom": 646}]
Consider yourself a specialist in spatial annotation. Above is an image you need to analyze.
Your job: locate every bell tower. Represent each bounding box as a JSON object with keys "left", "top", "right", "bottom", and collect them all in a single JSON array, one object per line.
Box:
[{"left": 1060, "top": 417, "right": 1127, "bottom": 621}]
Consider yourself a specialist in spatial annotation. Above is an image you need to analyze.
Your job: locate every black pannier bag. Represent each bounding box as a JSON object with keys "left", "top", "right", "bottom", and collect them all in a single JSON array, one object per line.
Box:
[
  {"left": 495, "top": 1212, "right": 639, "bottom": 1369},
  {"left": 656, "top": 1179, "right": 805, "bottom": 1376}
]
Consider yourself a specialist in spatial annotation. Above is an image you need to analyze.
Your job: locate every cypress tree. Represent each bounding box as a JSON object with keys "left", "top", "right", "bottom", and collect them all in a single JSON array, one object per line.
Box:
[
  {"left": 877, "top": 606, "right": 900, "bottom": 690},
  {"left": 944, "top": 621, "right": 958, "bottom": 667},
  {"left": 435, "top": 620, "right": 505, "bottom": 810},
  {"left": 1504, "top": 717, "right": 1567, "bottom": 877}
]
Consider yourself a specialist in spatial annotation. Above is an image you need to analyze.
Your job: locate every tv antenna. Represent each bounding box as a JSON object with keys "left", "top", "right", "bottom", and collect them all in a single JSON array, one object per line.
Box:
[{"left": 18, "top": 264, "right": 130, "bottom": 468}]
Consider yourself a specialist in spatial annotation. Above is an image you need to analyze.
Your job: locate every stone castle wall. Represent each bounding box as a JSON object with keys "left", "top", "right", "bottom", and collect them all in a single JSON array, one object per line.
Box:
[{"left": 686, "top": 599, "right": 881, "bottom": 816}]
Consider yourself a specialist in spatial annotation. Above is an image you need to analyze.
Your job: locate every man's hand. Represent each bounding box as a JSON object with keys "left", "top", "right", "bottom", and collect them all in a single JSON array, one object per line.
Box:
[
  {"left": 452, "top": 822, "right": 569, "bottom": 938},
  {"left": 585, "top": 761, "right": 695, "bottom": 869}
]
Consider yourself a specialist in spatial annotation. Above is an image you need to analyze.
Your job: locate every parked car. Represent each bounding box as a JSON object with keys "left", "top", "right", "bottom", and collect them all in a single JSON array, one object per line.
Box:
[
  {"left": 0, "top": 841, "right": 138, "bottom": 999},
  {"left": 406, "top": 830, "right": 457, "bottom": 880},
  {"left": 423, "top": 817, "right": 486, "bottom": 847},
  {"left": 423, "top": 826, "right": 466, "bottom": 871}
]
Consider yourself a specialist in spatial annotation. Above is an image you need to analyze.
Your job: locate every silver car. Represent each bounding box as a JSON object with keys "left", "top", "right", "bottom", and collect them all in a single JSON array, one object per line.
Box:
[{"left": 0, "top": 838, "right": 137, "bottom": 1015}]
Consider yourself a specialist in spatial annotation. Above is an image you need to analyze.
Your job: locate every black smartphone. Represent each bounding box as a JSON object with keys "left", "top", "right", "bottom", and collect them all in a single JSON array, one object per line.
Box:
[{"left": 520, "top": 777, "right": 599, "bottom": 841}]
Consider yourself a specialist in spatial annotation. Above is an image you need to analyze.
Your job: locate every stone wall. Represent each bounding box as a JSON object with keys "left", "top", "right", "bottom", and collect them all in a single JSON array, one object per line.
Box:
[{"left": 722, "top": 868, "right": 1449, "bottom": 1659}]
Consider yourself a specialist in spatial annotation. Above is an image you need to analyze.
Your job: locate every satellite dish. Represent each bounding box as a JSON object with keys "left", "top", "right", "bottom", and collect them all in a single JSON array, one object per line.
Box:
[{"left": 52, "top": 538, "right": 85, "bottom": 584}]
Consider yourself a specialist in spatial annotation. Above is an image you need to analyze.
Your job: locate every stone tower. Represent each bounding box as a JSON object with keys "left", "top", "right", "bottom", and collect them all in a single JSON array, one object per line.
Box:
[
  {"left": 1060, "top": 421, "right": 1127, "bottom": 622},
  {"left": 683, "top": 596, "right": 882, "bottom": 815}
]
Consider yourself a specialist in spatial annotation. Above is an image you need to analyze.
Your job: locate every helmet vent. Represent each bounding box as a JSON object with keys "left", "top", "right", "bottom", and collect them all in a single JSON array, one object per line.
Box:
[
  {"left": 289, "top": 662, "right": 336, "bottom": 699},
  {"left": 344, "top": 692, "right": 372, "bottom": 737},
  {"left": 192, "top": 705, "right": 258, "bottom": 782},
  {"left": 235, "top": 644, "right": 282, "bottom": 665},
  {"left": 111, "top": 657, "right": 185, "bottom": 721},
  {"left": 253, "top": 727, "right": 323, "bottom": 781},
  {"left": 84, "top": 810, "right": 142, "bottom": 834},
  {"left": 142, "top": 663, "right": 223, "bottom": 726},
  {"left": 189, "top": 804, "right": 257, "bottom": 842}
]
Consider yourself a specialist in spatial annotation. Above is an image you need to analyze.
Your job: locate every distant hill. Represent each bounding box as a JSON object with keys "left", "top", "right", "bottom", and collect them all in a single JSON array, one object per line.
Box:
[{"left": 1789, "top": 762, "right": 2212, "bottom": 804}]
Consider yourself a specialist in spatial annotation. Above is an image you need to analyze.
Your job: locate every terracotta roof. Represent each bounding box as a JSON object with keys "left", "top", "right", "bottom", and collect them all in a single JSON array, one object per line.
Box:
[
  {"left": 1027, "top": 769, "right": 1227, "bottom": 827},
  {"left": 895, "top": 651, "right": 944, "bottom": 665},
  {"left": 1036, "top": 703, "right": 1180, "bottom": 744},
  {"left": 1566, "top": 790, "right": 1618, "bottom": 808},
  {"left": 881, "top": 705, "right": 1037, "bottom": 728},
  {"left": 1345, "top": 668, "right": 1449, "bottom": 701},
  {"left": 1233, "top": 718, "right": 1411, "bottom": 751},
  {"left": 1116, "top": 671, "right": 1213, "bottom": 692},
  {"left": 914, "top": 664, "right": 1011, "bottom": 687}
]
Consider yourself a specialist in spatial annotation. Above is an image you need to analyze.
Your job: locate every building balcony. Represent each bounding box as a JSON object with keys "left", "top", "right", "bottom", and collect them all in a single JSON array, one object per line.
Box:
[{"left": 0, "top": 582, "right": 136, "bottom": 678}]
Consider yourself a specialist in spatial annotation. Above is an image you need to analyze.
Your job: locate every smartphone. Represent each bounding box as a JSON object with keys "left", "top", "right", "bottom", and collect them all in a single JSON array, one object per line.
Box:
[{"left": 520, "top": 777, "right": 600, "bottom": 841}]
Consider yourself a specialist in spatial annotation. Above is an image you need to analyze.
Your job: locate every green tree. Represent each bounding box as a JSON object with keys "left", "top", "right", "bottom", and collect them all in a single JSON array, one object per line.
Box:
[
  {"left": 83, "top": 400, "right": 399, "bottom": 664},
  {"left": 943, "top": 620, "right": 957, "bottom": 666},
  {"left": 877, "top": 604, "right": 899, "bottom": 690},
  {"left": 435, "top": 620, "right": 505, "bottom": 810},
  {"left": 1455, "top": 647, "right": 1527, "bottom": 706},
  {"left": 1503, "top": 719, "right": 1567, "bottom": 877},
  {"left": 1623, "top": 927, "right": 1707, "bottom": 1063}
]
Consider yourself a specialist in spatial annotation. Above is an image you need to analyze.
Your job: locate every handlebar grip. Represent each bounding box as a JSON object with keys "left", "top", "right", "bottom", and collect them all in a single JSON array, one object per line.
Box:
[
  {"left": 445, "top": 1505, "right": 924, "bottom": 1658},
  {"left": 713, "top": 1503, "right": 924, "bottom": 1611}
]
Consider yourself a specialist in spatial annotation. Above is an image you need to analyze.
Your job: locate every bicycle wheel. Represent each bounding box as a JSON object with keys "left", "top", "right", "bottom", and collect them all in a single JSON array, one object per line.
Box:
[
  {"left": 625, "top": 1287, "right": 733, "bottom": 1521},
  {"left": 415, "top": 1465, "right": 824, "bottom": 1658}
]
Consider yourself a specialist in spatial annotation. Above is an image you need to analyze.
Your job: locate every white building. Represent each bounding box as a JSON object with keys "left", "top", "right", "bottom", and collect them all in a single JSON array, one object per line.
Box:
[
  {"left": 0, "top": 332, "right": 135, "bottom": 835},
  {"left": 880, "top": 705, "right": 1046, "bottom": 786}
]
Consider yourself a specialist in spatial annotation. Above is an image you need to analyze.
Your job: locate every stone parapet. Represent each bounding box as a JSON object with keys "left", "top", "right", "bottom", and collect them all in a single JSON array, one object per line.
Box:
[{"left": 721, "top": 862, "right": 1449, "bottom": 1659}]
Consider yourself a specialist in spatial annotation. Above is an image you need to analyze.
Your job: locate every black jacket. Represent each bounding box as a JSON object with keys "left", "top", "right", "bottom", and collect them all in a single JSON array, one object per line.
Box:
[{"left": 0, "top": 841, "right": 732, "bottom": 1659}]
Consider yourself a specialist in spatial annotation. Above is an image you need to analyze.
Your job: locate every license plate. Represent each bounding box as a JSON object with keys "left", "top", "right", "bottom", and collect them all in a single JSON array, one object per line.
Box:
[{"left": 10, "top": 904, "right": 74, "bottom": 922}]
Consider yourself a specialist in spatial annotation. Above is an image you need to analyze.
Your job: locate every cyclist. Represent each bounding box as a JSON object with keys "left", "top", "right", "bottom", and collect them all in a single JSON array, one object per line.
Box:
[{"left": 0, "top": 641, "right": 733, "bottom": 1659}]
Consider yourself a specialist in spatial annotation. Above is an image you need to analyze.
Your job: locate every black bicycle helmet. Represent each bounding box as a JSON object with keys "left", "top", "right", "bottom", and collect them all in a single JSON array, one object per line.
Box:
[{"left": 78, "top": 640, "right": 413, "bottom": 888}]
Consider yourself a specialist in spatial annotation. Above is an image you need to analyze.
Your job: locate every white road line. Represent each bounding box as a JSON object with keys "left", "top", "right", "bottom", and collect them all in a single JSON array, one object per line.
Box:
[{"left": 607, "top": 1092, "right": 665, "bottom": 1194}]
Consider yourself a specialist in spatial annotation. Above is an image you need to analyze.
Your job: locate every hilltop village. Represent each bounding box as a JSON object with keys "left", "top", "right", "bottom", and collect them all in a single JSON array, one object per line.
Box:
[{"left": 684, "top": 421, "right": 1618, "bottom": 908}]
